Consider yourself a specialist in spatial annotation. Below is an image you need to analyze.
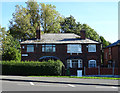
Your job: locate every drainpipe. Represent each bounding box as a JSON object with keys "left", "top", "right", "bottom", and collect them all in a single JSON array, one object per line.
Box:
[
  {"left": 112, "top": 61, "right": 115, "bottom": 75},
  {"left": 98, "top": 65, "right": 100, "bottom": 75},
  {"left": 84, "top": 66, "right": 86, "bottom": 76}
]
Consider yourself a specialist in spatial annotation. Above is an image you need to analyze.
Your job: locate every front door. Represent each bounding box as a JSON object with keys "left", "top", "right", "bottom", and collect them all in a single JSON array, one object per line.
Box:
[{"left": 77, "top": 70, "right": 82, "bottom": 77}]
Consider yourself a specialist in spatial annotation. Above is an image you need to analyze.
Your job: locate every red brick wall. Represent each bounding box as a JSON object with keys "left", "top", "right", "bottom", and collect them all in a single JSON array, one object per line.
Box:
[
  {"left": 85, "top": 67, "right": 120, "bottom": 75},
  {"left": 100, "top": 68, "right": 112, "bottom": 75},
  {"left": 85, "top": 68, "right": 98, "bottom": 75},
  {"left": 21, "top": 43, "right": 101, "bottom": 70},
  {"left": 104, "top": 46, "right": 119, "bottom": 68}
]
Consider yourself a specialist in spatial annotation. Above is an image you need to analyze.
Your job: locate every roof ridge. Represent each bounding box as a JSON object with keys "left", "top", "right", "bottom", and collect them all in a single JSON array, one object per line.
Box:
[{"left": 43, "top": 33, "right": 76, "bottom": 34}]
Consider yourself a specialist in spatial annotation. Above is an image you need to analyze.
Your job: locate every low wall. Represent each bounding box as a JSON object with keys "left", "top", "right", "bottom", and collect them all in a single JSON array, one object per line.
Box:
[
  {"left": 85, "top": 68, "right": 98, "bottom": 75},
  {"left": 85, "top": 67, "right": 120, "bottom": 75}
]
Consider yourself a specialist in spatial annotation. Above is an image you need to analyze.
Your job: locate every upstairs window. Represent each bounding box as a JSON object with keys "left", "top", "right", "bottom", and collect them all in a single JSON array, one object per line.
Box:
[
  {"left": 88, "top": 60, "right": 96, "bottom": 68},
  {"left": 88, "top": 44, "right": 96, "bottom": 52},
  {"left": 42, "top": 45, "right": 56, "bottom": 52},
  {"left": 27, "top": 45, "right": 34, "bottom": 52},
  {"left": 67, "top": 44, "right": 82, "bottom": 53}
]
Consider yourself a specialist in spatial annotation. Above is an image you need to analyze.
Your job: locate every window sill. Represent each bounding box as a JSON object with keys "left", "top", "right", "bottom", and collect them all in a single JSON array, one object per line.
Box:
[
  {"left": 88, "top": 51, "right": 96, "bottom": 53},
  {"left": 67, "top": 52, "right": 82, "bottom": 54}
]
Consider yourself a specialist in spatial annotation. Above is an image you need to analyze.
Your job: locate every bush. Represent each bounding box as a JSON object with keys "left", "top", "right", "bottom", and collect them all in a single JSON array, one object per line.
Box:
[{"left": 0, "top": 60, "right": 65, "bottom": 76}]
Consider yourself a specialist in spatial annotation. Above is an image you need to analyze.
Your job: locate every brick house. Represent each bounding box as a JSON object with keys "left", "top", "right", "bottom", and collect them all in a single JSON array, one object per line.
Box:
[
  {"left": 20, "top": 28, "right": 102, "bottom": 75},
  {"left": 103, "top": 40, "right": 120, "bottom": 68}
]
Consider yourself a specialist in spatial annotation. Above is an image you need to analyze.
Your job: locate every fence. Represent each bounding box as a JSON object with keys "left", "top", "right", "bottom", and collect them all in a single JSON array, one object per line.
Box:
[{"left": 85, "top": 67, "right": 120, "bottom": 75}]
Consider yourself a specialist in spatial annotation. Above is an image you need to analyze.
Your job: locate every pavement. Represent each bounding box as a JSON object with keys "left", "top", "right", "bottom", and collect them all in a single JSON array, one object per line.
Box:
[{"left": 0, "top": 75, "right": 120, "bottom": 91}]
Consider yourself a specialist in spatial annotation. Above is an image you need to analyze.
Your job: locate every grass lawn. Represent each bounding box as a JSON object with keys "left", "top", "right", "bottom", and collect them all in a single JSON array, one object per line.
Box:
[{"left": 29, "top": 76, "right": 120, "bottom": 80}]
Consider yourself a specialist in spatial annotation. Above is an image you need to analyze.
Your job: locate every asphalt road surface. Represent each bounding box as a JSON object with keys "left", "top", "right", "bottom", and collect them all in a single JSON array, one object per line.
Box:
[{"left": 0, "top": 75, "right": 120, "bottom": 91}]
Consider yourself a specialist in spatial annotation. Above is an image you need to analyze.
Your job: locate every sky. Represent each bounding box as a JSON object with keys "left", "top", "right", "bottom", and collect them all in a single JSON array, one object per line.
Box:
[{"left": 0, "top": 1, "right": 118, "bottom": 43}]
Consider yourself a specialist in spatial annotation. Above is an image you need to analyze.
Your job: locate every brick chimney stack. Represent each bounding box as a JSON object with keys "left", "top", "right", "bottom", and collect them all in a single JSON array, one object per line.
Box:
[
  {"left": 80, "top": 29, "right": 86, "bottom": 39},
  {"left": 36, "top": 25, "right": 41, "bottom": 40}
]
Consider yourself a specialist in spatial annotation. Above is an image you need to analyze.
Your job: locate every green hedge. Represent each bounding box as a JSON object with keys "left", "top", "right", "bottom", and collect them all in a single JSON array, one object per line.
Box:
[{"left": 0, "top": 60, "right": 65, "bottom": 76}]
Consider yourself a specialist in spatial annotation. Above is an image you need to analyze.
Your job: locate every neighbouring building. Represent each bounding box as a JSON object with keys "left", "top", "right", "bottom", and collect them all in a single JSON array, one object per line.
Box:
[
  {"left": 20, "top": 27, "right": 102, "bottom": 76},
  {"left": 103, "top": 40, "right": 120, "bottom": 68}
]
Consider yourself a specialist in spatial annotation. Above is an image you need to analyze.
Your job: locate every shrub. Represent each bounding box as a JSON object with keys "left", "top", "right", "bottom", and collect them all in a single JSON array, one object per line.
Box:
[{"left": 0, "top": 60, "right": 65, "bottom": 76}]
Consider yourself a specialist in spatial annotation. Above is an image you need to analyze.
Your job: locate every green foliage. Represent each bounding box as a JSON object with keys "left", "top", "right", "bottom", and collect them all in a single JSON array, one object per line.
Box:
[
  {"left": 66, "top": 68, "right": 70, "bottom": 76},
  {"left": 1, "top": 60, "right": 65, "bottom": 76},
  {"left": 9, "top": 5, "right": 34, "bottom": 41},
  {"left": 100, "top": 36, "right": 111, "bottom": 48},
  {"left": 82, "top": 24, "right": 100, "bottom": 42},
  {"left": 60, "top": 15, "right": 100, "bottom": 42},
  {"left": 40, "top": 3, "right": 64, "bottom": 33},
  {"left": 26, "top": 0, "right": 40, "bottom": 27},
  {"left": 29, "top": 76, "right": 120, "bottom": 80},
  {"left": 9, "top": 1, "right": 64, "bottom": 40},
  {"left": 60, "top": 15, "right": 112, "bottom": 46},
  {"left": 61, "top": 15, "right": 77, "bottom": 33},
  {"left": 0, "top": 26, "right": 21, "bottom": 61},
  {"left": 2, "top": 47, "right": 21, "bottom": 61},
  {"left": 9, "top": 0, "right": 40, "bottom": 41},
  {"left": 0, "top": 26, "right": 6, "bottom": 56}
]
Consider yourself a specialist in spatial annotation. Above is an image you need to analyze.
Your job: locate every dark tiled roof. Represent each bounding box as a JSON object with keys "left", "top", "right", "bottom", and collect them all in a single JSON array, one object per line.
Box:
[
  {"left": 21, "top": 33, "right": 100, "bottom": 44},
  {"left": 105, "top": 40, "right": 120, "bottom": 48}
]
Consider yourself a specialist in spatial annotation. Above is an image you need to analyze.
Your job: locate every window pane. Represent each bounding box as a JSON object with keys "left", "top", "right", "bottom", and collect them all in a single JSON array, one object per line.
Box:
[
  {"left": 42, "top": 45, "right": 56, "bottom": 52},
  {"left": 27, "top": 45, "right": 34, "bottom": 52},
  {"left": 88, "top": 45, "right": 96, "bottom": 52},
  {"left": 42, "top": 47, "right": 44, "bottom": 52},
  {"left": 67, "top": 44, "right": 82, "bottom": 53},
  {"left": 53, "top": 47, "right": 56, "bottom": 52},
  {"left": 78, "top": 60, "right": 82, "bottom": 68},
  {"left": 88, "top": 60, "right": 96, "bottom": 68},
  {"left": 70, "top": 60, "right": 72, "bottom": 68}
]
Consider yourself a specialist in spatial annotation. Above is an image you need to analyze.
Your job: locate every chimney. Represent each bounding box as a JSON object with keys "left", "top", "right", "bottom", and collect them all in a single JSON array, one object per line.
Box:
[
  {"left": 36, "top": 25, "right": 41, "bottom": 40},
  {"left": 80, "top": 29, "right": 86, "bottom": 39}
]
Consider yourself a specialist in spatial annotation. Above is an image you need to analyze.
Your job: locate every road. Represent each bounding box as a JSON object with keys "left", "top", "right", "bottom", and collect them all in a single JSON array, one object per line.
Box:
[{"left": 0, "top": 75, "right": 120, "bottom": 91}]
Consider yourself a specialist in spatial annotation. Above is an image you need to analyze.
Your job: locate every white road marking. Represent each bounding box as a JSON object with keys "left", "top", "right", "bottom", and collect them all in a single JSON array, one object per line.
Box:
[
  {"left": 68, "top": 84, "right": 75, "bottom": 87},
  {"left": 30, "top": 82, "right": 34, "bottom": 85},
  {"left": 96, "top": 86, "right": 118, "bottom": 89},
  {"left": 111, "top": 87, "right": 118, "bottom": 88}
]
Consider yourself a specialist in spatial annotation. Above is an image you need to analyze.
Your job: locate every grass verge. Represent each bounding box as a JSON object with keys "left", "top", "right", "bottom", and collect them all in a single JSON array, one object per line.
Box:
[{"left": 28, "top": 76, "right": 120, "bottom": 80}]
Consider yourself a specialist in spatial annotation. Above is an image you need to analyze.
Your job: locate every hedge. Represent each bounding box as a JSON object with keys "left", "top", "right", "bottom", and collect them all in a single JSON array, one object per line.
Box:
[{"left": 0, "top": 60, "right": 65, "bottom": 76}]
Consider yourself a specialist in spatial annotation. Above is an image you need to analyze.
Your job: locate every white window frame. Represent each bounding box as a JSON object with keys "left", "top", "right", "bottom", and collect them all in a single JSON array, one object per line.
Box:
[
  {"left": 78, "top": 59, "right": 82, "bottom": 68},
  {"left": 42, "top": 45, "right": 56, "bottom": 52},
  {"left": 88, "top": 44, "right": 96, "bottom": 52},
  {"left": 27, "top": 45, "right": 34, "bottom": 52},
  {"left": 67, "top": 44, "right": 82, "bottom": 53},
  {"left": 67, "top": 59, "right": 82, "bottom": 68},
  {"left": 22, "top": 54, "right": 28, "bottom": 56},
  {"left": 70, "top": 60, "right": 72, "bottom": 68},
  {"left": 88, "top": 60, "right": 96, "bottom": 68}
]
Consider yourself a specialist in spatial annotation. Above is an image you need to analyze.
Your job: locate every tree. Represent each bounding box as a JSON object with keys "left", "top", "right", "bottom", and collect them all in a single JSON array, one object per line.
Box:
[
  {"left": 9, "top": 5, "right": 34, "bottom": 41},
  {"left": 81, "top": 24, "right": 100, "bottom": 42},
  {"left": 9, "top": 0, "right": 40, "bottom": 41},
  {"left": 2, "top": 34, "right": 21, "bottom": 61},
  {"left": 26, "top": 0, "right": 40, "bottom": 32},
  {"left": 61, "top": 15, "right": 100, "bottom": 42},
  {"left": 100, "top": 36, "right": 111, "bottom": 48},
  {"left": 0, "top": 26, "right": 6, "bottom": 56},
  {"left": 0, "top": 26, "right": 21, "bottom": 61},
  {"left": 60, "top": 15, "right": 77, "bottom": 33},
  {"left": 40, "top": 3, "right": 64, "bottom": 33}
]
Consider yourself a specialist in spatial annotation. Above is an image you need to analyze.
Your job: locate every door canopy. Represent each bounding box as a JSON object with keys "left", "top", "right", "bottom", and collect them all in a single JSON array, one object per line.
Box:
[{"left": 39, "top": 56, "right": 60, "bottom": 62}]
